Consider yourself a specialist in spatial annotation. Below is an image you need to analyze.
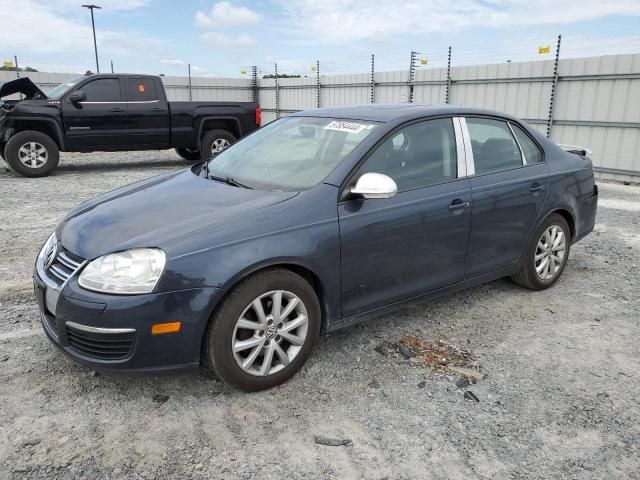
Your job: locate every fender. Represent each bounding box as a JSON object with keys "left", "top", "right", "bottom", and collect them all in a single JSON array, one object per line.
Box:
[
  {"left": 6, "top": 116, "right": 66, "bottom": 150},
  {"left": 196, "top": 115, "right": 243, "bottom": 142}
]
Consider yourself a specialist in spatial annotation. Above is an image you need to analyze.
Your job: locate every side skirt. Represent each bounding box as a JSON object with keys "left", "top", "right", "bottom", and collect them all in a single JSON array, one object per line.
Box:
[{"left": 326, "top": 264, "right": 517, "bottom": 333}]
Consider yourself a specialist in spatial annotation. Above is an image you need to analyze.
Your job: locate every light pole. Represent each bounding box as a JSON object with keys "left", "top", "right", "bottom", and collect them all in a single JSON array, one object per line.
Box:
[{"left": 82, "top": 4, "right": 102, "bottom": 73}]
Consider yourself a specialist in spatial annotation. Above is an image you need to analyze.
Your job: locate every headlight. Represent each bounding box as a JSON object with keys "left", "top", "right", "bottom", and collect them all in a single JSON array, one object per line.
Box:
[
  {"left": 78, "top": 248, "right": 166, "bottom": 294},
  {"left": 38, "top": 232, "right": 57, "bottom": 266}
]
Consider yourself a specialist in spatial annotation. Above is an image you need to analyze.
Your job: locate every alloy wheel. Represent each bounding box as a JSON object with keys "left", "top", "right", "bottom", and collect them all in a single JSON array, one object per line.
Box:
[
  {"left": 535, "top": 225, "right": 566, "bottom": 280},
  {"left": 210, "top": 138, "right": 230, "bottom": 155},
  {"left": 232, "top": 290, "right": 309, "bottom": 376},
  {"left": 18, "top": 142, "right": 48, "bottom": 168}
]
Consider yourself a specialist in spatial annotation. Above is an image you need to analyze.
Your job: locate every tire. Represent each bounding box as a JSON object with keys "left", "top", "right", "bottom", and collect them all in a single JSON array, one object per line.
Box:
[
  {"left": 5, "top": 131, "right": 60, "bottom": 177},
  {"left": 175, "top": 147, "right": 202, "bottom": 162},
  {"left": 200, "top": 129, "right": 236, "bottom": 161},
  {"left": 204, "top": 268, "right": 321, "bottom": 392},
  {"left": 511, "top": 213, "right": 571, "bottom": 290},
  {"left": 0, "top": 143, "right": 6, "bottom": 161}
]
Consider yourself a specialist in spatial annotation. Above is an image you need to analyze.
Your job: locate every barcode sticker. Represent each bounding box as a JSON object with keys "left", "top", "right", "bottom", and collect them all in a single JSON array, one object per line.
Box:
[{"left": 324, "top": 121, "right": 368, "bottom": 134}]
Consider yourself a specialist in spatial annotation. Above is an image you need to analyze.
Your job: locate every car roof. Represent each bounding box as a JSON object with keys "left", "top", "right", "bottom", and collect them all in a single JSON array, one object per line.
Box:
[{"left": 292, "top": 104, "right": 521, "bottom": 123}]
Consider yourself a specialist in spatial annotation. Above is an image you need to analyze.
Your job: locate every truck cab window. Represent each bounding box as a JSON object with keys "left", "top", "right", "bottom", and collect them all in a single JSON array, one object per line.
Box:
[
  {"left": 127, "top": 78, "right": 158, "bottom": 102},
  {"left": 80, "top": 79, "right": 122, "bottom": 102}
]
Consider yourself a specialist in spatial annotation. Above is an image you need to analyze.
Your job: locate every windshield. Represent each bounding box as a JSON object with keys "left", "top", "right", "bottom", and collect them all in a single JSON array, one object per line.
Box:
[
  {"left": 47, "top": 76, "right": 86, "bottom": 100},
  {"left": 206, "top": 117, "right": 379, "bottom": 191}
]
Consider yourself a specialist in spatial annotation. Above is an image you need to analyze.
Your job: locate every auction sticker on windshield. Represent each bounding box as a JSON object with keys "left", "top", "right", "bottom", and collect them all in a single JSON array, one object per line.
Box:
[{"left": 324, "top": 120, "right": 371, "bottom": 134}]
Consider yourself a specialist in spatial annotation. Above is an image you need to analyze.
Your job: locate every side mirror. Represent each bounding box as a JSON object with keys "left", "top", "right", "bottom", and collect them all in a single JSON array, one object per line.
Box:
[
  {"left": 350, "top": 172, "right": 397, "bottom": 199},
  {"left": 68, "top": 91, "right": 86, "bottom": 104}
]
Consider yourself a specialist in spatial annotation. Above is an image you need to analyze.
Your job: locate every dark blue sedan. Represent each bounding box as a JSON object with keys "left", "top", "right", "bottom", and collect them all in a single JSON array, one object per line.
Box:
[{"left": 34, "top": 105, "right": 598, "bottom": 391}]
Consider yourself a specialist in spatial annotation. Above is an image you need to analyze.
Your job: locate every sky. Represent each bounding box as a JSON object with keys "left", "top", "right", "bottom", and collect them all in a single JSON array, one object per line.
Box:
[{"left": 1, "top": 0, "right": 639, "bottom": 77}]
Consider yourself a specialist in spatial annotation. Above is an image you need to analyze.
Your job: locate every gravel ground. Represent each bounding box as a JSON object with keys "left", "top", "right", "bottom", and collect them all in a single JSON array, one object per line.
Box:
[{"left": 0, "top": 151, "right": 639, "bottom": 480}]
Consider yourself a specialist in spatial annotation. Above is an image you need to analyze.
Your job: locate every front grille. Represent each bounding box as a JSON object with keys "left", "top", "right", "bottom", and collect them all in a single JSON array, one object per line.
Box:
[
  {"left": 66, "top": 324, "right": 135, "bottom": 360},
  {"left": 44, "top": 248, "right": 85, "bottom": 288}
]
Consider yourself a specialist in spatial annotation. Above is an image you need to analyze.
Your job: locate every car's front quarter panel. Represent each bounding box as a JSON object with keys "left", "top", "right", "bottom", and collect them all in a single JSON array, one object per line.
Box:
[{"left": 160, "top": 183, "right": 342, "bottom": 326}]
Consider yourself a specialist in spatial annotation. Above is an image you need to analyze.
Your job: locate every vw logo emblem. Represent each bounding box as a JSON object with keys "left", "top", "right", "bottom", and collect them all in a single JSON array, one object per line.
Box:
[
  {"left": 44, "top": 242, "right": 57, "bottom": 270},
  {"left": 265, "top": 325, "right": 277, "bottom": 340}
]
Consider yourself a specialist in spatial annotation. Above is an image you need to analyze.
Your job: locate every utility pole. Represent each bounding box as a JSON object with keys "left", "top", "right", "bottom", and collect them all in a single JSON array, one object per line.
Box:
[{"left": 82, "top": 4, "right": 102, "bottom": 73}]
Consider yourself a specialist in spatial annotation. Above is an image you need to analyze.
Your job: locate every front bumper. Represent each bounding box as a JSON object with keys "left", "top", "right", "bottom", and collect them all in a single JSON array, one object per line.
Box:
[{"left": 34, "top": 266, "right": 224, "bottom": 375}]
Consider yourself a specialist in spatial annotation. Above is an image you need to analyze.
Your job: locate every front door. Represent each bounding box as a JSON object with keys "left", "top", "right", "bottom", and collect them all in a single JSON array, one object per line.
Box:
[
  {"left": 62, "top": 76, "right": 128, "bottom": 149},
  {"left": 463, "top": 117, "right": 550, "bottom": 278},
  {"left": 339, "top": 117, "right": 472, "bottom": 318}
]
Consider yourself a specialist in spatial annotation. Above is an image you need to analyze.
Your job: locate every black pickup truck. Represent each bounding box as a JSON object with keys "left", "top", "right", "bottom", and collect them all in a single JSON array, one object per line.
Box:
[{"left": 0, "top": 74, "right": 260, "bottom": 177}]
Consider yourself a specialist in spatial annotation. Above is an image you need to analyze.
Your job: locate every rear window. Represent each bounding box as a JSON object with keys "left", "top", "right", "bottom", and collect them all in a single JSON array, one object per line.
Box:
[
  {"left": 466, "top": 118, "right": 523, "bottom": 174},
  {"left": 126, "top": 78, "right": 158, "bottom": 101}
]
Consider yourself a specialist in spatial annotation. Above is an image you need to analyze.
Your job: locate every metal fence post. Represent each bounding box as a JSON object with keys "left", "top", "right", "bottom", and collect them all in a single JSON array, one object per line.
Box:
[
  {"left": 445, "top": 46, "right": 452, "bottom": 104},
  {"left": 546, "top": 34, "right": 562, "bottom": 138},
  {"left": 315, "top": 60, "right": 320, "bottom": 108},
  {"left": 370, "top": 54, "right": 375, "bottom": 103},
  {"left": 274, "top": 63, "right": 280, "bottom": 119},
  {"left": 251, "top": 66, "right": 258, "bottom": 103},
  {"left": 14, "top": 55, "right": 20, "bottom": 79},
  {"left": 110, "top": 60, "right": 114, "bottom": 73},
  {"left": 187, "top": 63, "right": 192, "bottom": 101},
  {"left": 408, "top": 51, "right": 417, "bottom": 103}
]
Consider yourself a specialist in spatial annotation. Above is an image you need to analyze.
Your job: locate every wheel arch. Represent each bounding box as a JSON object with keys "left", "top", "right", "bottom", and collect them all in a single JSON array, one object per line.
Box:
[
  {"left": 197, "top": 117, "right": 241, "bottom": 142},
  {"left": 545, "top": 208, "right": 576, "bottom": 241},
  {"left": 6, "top": 118, "right": 65, "bottom": 150}
]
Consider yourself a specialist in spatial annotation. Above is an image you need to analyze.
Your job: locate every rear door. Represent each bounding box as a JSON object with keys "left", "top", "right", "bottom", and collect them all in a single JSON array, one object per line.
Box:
[
  {"left": 463, "top": 117, "right": 549, "bottom": 278},
  {"left": 122, "top": 76, "right": 170, "bottom": 147},
  {"left": 62, "top": 77, "right": 128, "bottom": 149}
]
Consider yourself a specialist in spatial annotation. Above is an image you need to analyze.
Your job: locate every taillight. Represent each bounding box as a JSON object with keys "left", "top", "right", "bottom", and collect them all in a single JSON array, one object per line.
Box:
[{"left": 255, "top": 108, "right": 261, "bottom": 126}]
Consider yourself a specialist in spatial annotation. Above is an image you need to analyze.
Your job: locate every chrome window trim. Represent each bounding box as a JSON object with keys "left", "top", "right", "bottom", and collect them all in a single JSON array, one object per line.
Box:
[
  {"left": 79, "top": 100, "right": 160, "bottom": 104},
  {"left": 458, "top": 117, "right": 475, "bottom": 176},
  {"left": 452, "top": 117, "right": 467, "bottom": 178},
  {"left": 508, "top": 121, "right": 527, "bottom": 165},
  {"left": 66, "top": 321, "right": 136, "bottom": 334}
]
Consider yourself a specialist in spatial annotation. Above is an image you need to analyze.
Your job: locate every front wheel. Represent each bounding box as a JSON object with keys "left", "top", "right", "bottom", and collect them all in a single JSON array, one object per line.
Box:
[
  {"left": 511, "top": 213, "right": 571, "bottom": 290},
  {"left": 5, "top": 131, "right": 60, "bottom": 177},
  {"left": 203, "top": 269, "right": 321, "bottom": 391}
]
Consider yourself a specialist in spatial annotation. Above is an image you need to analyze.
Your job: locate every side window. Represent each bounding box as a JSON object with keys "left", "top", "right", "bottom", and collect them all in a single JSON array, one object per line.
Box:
[
  {"left": 466, "top": 118, "right": 522, "bottom": 174},
  {"left": 80, "top": 79, "right": 122, "bottom": 102},
  {"left": 510, "top": 123, "right": 543, "bottom": 164},
  {"left": 127, "top": 78, "right": 158, "bottom": 101},
  {"left": 358, "top": 118, "right": 457, "bottom": 192}
]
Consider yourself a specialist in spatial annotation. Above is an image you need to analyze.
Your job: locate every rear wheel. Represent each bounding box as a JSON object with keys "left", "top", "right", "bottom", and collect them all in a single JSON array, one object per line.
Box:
[
  {"left": 200, "top": 129, "right": 236, "bottom": 160},
  {"left": 511, "top": 213, "right": 571, "bottom": 290},
  {"left": 0, "top": 143, "right": 6, "bottom": 161},
  {"left": 203, "top": 268, "right": 321, "bottom": 392},
  {"left": 5, "top": 131, "right": 59, "bottom": 177},
  {"left": 175, "top": 147, "right": 201, "bottom": 162}
]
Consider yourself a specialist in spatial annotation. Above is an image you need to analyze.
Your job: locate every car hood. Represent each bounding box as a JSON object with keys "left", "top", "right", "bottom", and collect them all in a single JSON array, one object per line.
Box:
[
  {"left": 58, "top": 168, "right": 298, "bottom": 260},
  {"left": 0, "top": 77, "right": 47, "bottom": 99}
]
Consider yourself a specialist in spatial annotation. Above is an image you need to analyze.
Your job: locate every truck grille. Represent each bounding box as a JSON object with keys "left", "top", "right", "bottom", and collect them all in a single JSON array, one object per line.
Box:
[
  {"left": 66, "top": 323, "right": 136, "bottom": 360},
  {"left": 44, "top": 248, "right": 85, "bottom": 288}
]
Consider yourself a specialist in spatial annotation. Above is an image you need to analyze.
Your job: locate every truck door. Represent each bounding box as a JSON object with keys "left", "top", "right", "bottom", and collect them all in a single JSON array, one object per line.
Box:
[
  {"left": 62, "top": 76, "right": 128, "bottom": 149},
  {"left": 122, "top": 76, "right": 170, "bottom": 148}
]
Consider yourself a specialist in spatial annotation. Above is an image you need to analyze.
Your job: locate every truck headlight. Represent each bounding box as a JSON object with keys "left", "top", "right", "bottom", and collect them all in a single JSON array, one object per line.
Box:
[{"left": 78, "top": 248, "right": 166, "bottom": 294}]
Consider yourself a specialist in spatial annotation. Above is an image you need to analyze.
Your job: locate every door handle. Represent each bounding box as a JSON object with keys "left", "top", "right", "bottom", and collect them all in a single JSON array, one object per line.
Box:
[
  {"left": 449, "top": 200, "right": 471, "bottom": 211},
  {"left": 151, "top": 107, "right": 164, "bottom": 111},
  {"left": 110, "top": 107, "right": 124, "bottom": 112},
  {"left": 530, "top": 183, "right": 545, "bottom": 193}
]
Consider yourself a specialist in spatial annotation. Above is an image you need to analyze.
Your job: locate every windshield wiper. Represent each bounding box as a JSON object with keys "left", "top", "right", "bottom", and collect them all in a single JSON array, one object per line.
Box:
[{"left": 207, "top": 173, "right": 252, "bottom": 189}]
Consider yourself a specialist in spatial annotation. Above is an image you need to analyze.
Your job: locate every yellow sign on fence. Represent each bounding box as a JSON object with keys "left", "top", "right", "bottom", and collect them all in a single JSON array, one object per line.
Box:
[
  {"left": 538, "top": 46, "right": 551, "bottom": 54},
  {"left": 420, "top": 58, "right": 428, "bottom": 65},
  {"left": 310, "top": 66, "right": 317, "bottom": 72},
  {"left": 3, "top": 60, "right": 14, "bottom": 68},
  {"left": 240, "top": 69, "right": 248, "bottom": 75}
]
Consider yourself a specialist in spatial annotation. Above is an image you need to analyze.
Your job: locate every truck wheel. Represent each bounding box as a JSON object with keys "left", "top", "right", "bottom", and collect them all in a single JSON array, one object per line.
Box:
[
  {"left": 200, "top": 130, "right": 236, "bottom": 160},
  {"left": 175, "top": 147, "right": 202, "bottom": 162},
  {"left": 5, "top": 131, "right": 60, "bottom": 178}
]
